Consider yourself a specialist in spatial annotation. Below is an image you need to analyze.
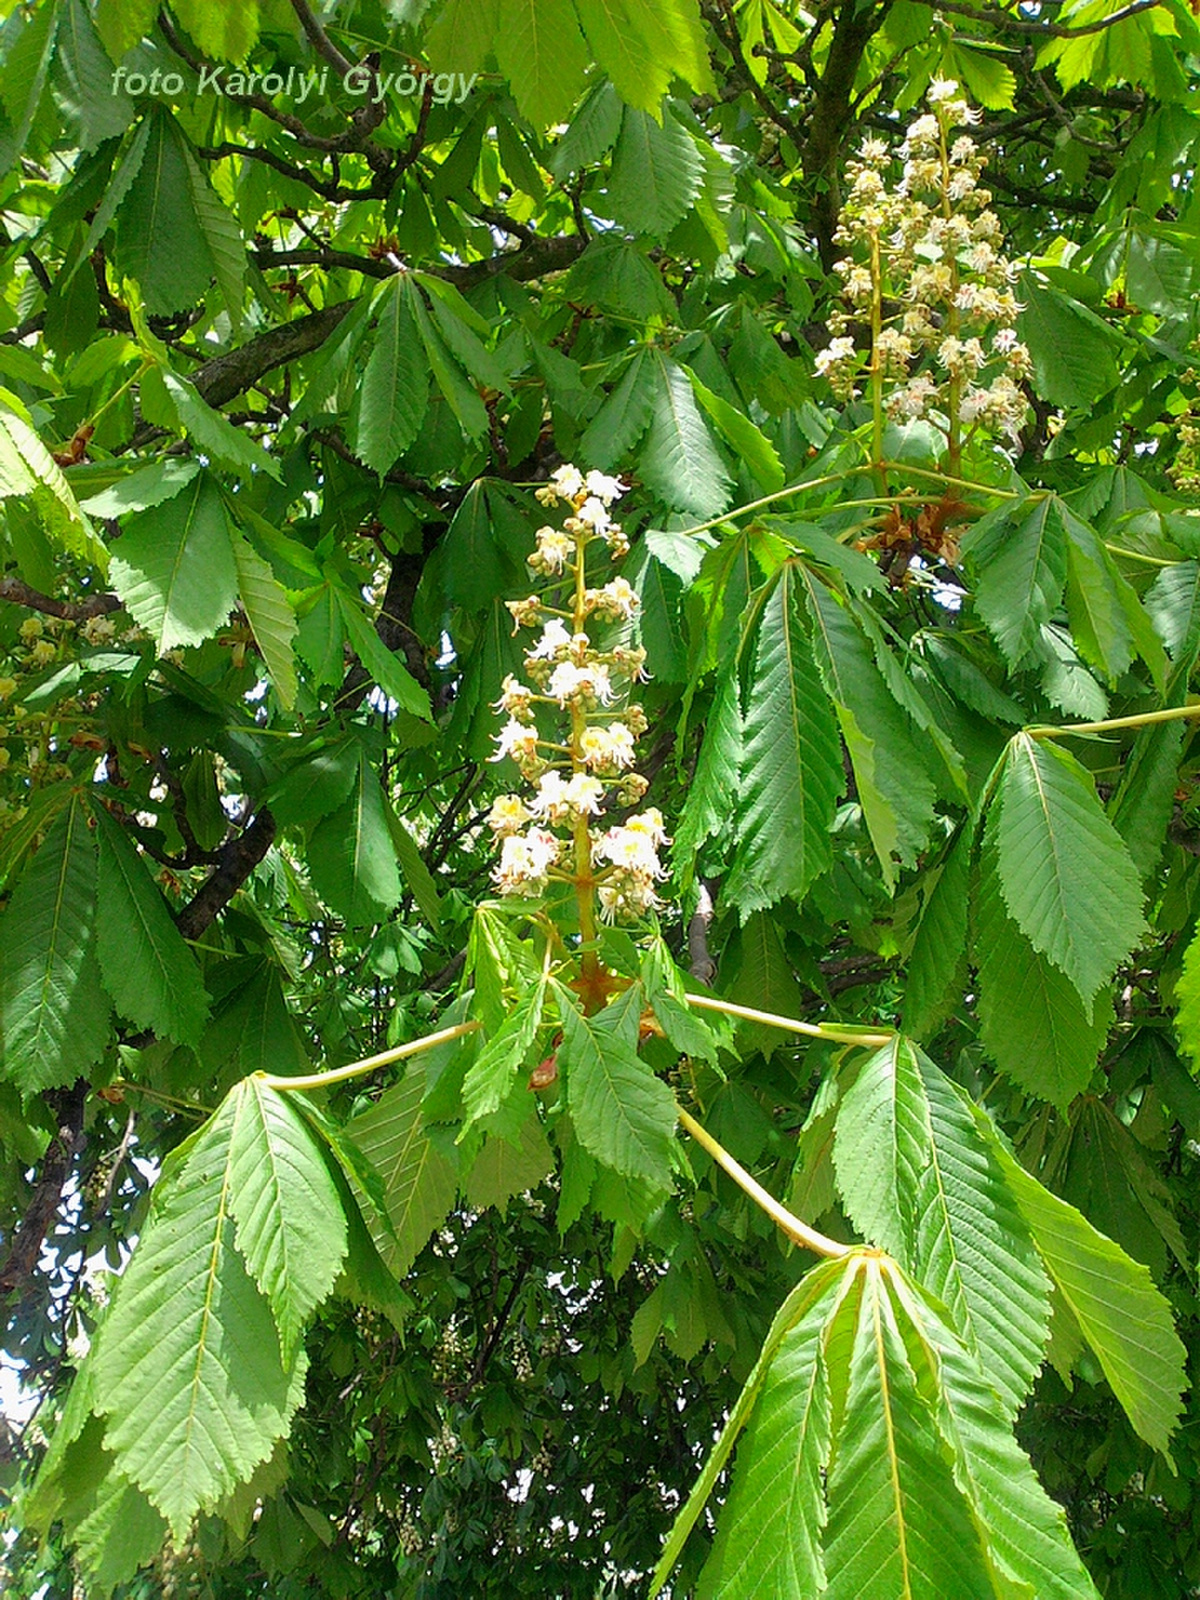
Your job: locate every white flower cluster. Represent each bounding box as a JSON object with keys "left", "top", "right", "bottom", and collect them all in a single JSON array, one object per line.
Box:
[
  {"left": 486, "top": 464, "right": 668, "bottom": 920},
  {"left": 818, "top": 79, "right": 1031, "bottom": 447}
]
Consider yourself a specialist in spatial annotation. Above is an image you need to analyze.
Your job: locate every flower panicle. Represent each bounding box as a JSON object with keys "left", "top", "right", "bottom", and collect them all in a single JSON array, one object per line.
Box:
[
  {"left": 487, "top": 464, "right": 667, "bottom": 923},
  {"left": 816, "top": 79, "right": 1030, "bottom": 447}
]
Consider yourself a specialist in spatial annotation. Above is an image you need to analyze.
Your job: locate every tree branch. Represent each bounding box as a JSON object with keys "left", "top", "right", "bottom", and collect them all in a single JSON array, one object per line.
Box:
[
  {"left": 0, "top": 1079, "right": 87, "bottom": 1299},
  {"left": 0, "top": 575, "right": 121, "bottom": 621}
]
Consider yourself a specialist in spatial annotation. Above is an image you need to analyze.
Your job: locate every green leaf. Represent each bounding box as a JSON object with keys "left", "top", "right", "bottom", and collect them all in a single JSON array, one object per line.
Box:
[
  {"left": 93, "top": 804, "right": 209, "bottom": 1047},
  {"left": 975, "top": 834, "right": 1110, "bottom": 1107},
  {"left": 158, "top": 369, "right": 282, "bottom": 481},
  {"left": 463, "top": 1116, "right": 554, "bottom": 1211},
  {"left": 726, "top": 566, "right": 842, "bottom": 914},
  {"left": 421, "top": 279, "right": 511, "bottom": 394},
  {"left": 608, "top": 105, "right": 703, "bottom": 241},
  {"left": 979, "top": 1112, "right": 1187, "bottom": 1456},
  {"left": 652, "top": 1262, "right": 848, "bottom": 1597},
  {"left": 231, "top": 533, "right": 299, "bottom": 710},
  {"left": 224, "top": 1077, "right": 348, "bottom": 1362},
  {"left": 461, "top": 976, "right": 547, "bottom": 1126},
  {"left": 411, "top": 290, "right": 490, "bottom": 442},
  {"left": 1017, "top": 276, "right": 1122, "bottom": 409},
  {"left": 494, "top": 0, "right": 590, "bottom": 126},
  {"left": 0, "top": 396, "right": 107, "bottom": 570},
  {"left": 92, "top": 1109, "right": 306, "bottom": 1541},
  {"left": 961, "top": 496, "right": 1068, "bottom": 669},
  {"left": 350, "top": 278, "right": 428, "bottom": 475},
  {"left": 695, "top": 1275, "right": 834, "bottom": 1597},
  {"left": 348, "top": 1069, "right": 459, "bottom": 1276},
  {"left": 109, "top": 472, "right": 239, "bottom": 654},
  {"left": 114, "top": 111, "right": 226, "bottom": 315},
  {"left": 834, "top": 1038, "right": 1052, "bottom": 1418},
  {"left": 685, "top": 367, "right": 784, "bottom": 493},
  {"left": 549, "top": 79, "right": 623, "bottom": 177},
  {"left": 384, "top": 804, "right": 444, "bottom": 931},
  {"left": 903, "top": 820, "right": 973, "bottom": 1039},
  {"left": 802, "top": 570, "right": 936, "bottom": 883},
  {"left": 308, "top": 756, "right": 403, "bottom": 927},
  {"left": 52, "top": 0, "right": 134, "bottom": 152},
  {"left": 333, "top": 586, "right": 431, "bottom": 719},
  {"left": 639, "top": 354, "right": 731, "bottom": 517},
  {"left": 425, "top": 0, "right": 500, "bottom": 74},
  {"left": 820, "top": 1261, "right": 997, "bottom": 1600},
  {"left": 199, "top": 962, "right": 311, "bottom": 1083},
  {"left": 0, "top": 796, "right": 110, "bottom": 1093},
  {"left": 887, "top": 1267, "right": 1103, "bottom": 1599},
  {"left": 992, "top": 734, "right": 1144, "bottom": 1006},
  {"left": 579, "top": 348, "right": 656, "bottom": 470},
  {"left": 1172, "top": 922, "right": 1200, "bottom": 1071},
  {"left": 674, "top": 663, "right": 743, "bottom": 867},
  {"left": 559, "top": 983, "right": 677, "bottom": 1189},
  {"left": 575, "top": 0, "right": 676, "bottom": 112}
]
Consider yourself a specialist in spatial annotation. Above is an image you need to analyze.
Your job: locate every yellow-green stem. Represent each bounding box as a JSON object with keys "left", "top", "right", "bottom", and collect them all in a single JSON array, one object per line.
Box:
[
  {"left": 1027, "top": 703, "right": 1200, "bottom": 739},
  {"left": 260, "top": 1020, "right": 481, "bottom": 1092},
  {"left": 683, "top": 990, "right": 894, "bottom": 1047},
  {"left": 569, "top": 530, "right": 600, "bottom": 976},
  {"left": 869, "top": 229, "right": 887, "bottom": 492},
  {"left": 678, "top": 1108, "right": 850, "bottom": 1257}
]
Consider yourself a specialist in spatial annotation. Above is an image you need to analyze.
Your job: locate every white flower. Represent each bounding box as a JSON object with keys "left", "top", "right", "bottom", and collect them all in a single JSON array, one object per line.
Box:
[
  {"left": 927, "top": 77, "right": 960, "bottom": 104},
  {"left": 529, "top": 771, "right": 570, "bottom": 822},
  {"left": 563, "top": 773, "right": 605, "bottom": 814},
  {"left": 491, "top": 720, "right": 539, "bottom": 764},
  {"left": 814, "top": 336, "right": 857, "bottom": 375},
  {"left": 627, "top": 807, "right": 669, "bottom": 847},
  {"left": 495, "top": 674, "right": 534, "bottom": 719},
  {"left": 531, "top": 525, "right": 573, "bottom": 574},
  {"left": 587, "top": 577, "right": 639, "bottom": 622},
  {"left": 575, "top": 495, "right": 613, "bottom": 534},
  {"left": 535, "top": 464, "right": 586, "bottom": 507},
  {"left": 493, "top": 828, "right": 560, "bottom": 893},
  {"left": 584, "top": 470, "right": 627, "bottom": 506},
  {"left": 547, "top": 661, "right": 615, "bottom": 706},
  {"left": 487, "top": 794, "right": 531, "bottom": 835},
  {"left": 526, "top": 619, "right": 573, "bottom": 660},
  {"left": 579, "top": 723, "right": 636, "bottom": 771}
]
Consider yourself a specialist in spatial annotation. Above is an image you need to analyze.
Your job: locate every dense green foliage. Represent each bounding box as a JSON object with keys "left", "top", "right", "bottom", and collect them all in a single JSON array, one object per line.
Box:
[{"left": 3, "top": 0, "right": 1200, "bottom": 1594}]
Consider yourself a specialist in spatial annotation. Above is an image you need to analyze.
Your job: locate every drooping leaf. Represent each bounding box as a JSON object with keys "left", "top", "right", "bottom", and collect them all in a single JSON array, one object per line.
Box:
[
  {"left": 725, "top": 566, "right": 843, "bottom": 914},
  {"left": 108, "top": 472, "right": 239, "bottom": 654},
  {"left": 685, "top": 367, "right": 784, "bottom": 493},
  {"left": 979, "top": 1109, "right": 1187, "bottom": 1456},
  {"left": 639, "top": 354, "right": 732, "bottom": 517},
  {"left": 558, "top": 982, "right": 677, "bottom": 1189},
  {"left": 307, "top": 756, "right": 403, "bottom": 927},
  {"left": 463, "top": 1116, "right": 554, "bottom": 1212},
  {"left": 93, "top": 803, "right": 209, "bottom": 1047},
  {"left": 461, "top": 976, "right": 548, "bottom": 1127},
  {"left": 579, "top": 347, "right": 656, "bottom": 469},
  {"left": 92, "top": 1110, "right": 306, "bottom": 1541},
  {"left": 834, "top": 1038, "right": 1052, "bottom": 1418},
  {"left": 802, "top": 569, "right": 936, "bottom": 883},
  {"left": 991, "top": 733, "right": 1144, "bottom": 1006},
  {"left": 493, "top": 0, "right": 590, "bottom": 126},
  {"left": 224, "top": 1077, "right": 349, "bottom": 1363},
  {"left": 350, "top": 278, "right": 428, "bottom": 475},
  {"left": 333, "top": 586, "right": 432, "bottom": 720},
  {"left": 820, "top": 1261, "right": 997, "bottom": 1600},
  {"left": 674, "top": 662, "right": 743, "bottom": 866},
  {"left": 961, "top": 495, "right": 1068, "bottom": 669},
  {"left": 230, "top": 533, "right": 299, "bottom": 710},
  {"left": 903, "top": 820, "right": 974, "bottom": 1039},
  {"left": 0, "top": 795, "right": 110, "bottom": 1093},
  {"left": 975, "top": 835, "right": 1110, "bottom": 1107},
  {"left": 1017, "top": 276, "right": 1122, "bottom": 409},
  {"left": 608, "top": 105, "right": 704, "bottom": 241},
  {"left": 348, "top": 1068, "right": 459, "bottom": 1277}
]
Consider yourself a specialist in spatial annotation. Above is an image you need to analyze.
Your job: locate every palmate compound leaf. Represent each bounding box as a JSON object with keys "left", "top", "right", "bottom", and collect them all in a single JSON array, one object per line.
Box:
[
  {"left": 971, "top": 1104, "right": 1187, "bottom": 1456},
  {"left": 557, "top": 981, "right": 677, "bottom": 1190},
  {"left": 229, "top": 533, "right": 299, "bottom": 711},
  {"left": 960, "top": 495, "right": 1068, "bottom": 669},
  {"left": 991, "top": 733, "right": 1144, "bottom": 1007},
  {"left": 0, "top": 793, "right": 110, "bottom": 1093},
  {"left": 347, "top": 1067, "right": 459, "bottom": 1277},
  {"left": 224, "top": 1077, "right": 349, "bottom": 1365},
  {"left": 724, "top": 564, "right": 843, "bottom": 915},
  {"left": 91, "top": 1102, "right": 309, "bottom": 1542},
  {"left": 661, "top": 1254, "right": 1097, "bottom": 1599},
  {"left": 833, "top": 1037, "right": 1052, "bottom": 1419},
  {"left": 93, "top": 802, "right": 209, "bottom": 1047},
  {"left": 108, "top": 471, "right": 238, "bottom": 654},
  {"left": 460, "top": 974, "right": 548, "bottom": 1128}
]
